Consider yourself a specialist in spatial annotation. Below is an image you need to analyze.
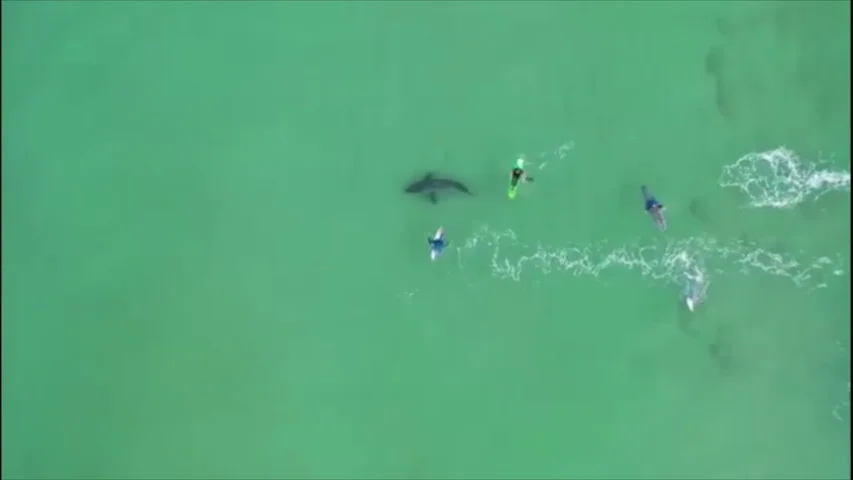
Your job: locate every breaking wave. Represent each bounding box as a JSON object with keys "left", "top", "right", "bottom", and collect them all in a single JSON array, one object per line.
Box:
[{"left": 719, "top": 147, "right": 850, "bottom": 208}]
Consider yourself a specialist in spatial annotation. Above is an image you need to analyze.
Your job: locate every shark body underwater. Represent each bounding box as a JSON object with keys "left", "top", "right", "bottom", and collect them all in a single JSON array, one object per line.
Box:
[{"left": 404, "top": 172, "right": 473, "bottom": 204}]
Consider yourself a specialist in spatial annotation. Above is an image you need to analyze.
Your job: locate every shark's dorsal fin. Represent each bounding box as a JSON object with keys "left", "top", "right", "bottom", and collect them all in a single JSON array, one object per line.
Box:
[{"left": 424, "top": 172, "right": 435, "bottom": 180}]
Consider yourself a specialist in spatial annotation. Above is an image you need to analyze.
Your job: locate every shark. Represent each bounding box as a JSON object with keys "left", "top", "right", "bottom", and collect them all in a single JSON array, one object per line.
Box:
[{"left": 404, "top": 172, "right": 473, "bottom": 204}]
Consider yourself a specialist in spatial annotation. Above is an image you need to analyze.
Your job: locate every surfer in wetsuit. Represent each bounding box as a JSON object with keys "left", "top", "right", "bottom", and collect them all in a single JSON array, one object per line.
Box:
[
  {"left": 428, "top": 227, "right": 448, "bottom": 260},
  {"left": 641, "top": 185, "right": 667, "bottom": 231},
  {"left": 642, "top": 185, "right": 664, "bottom": 213},
  {"left": 510, "top": 158, "right": 534, "bottom": 188}
]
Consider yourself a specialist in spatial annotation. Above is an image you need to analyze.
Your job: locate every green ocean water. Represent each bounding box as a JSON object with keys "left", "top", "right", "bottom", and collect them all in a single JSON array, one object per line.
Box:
[{"left": 2, "top": 1, "right": 850, "bottom": 479}]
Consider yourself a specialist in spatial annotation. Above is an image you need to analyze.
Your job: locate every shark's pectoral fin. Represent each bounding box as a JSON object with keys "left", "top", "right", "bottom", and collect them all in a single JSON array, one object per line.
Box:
[{"left": 428, "top": 191, "right": 438, "bottom": 204}]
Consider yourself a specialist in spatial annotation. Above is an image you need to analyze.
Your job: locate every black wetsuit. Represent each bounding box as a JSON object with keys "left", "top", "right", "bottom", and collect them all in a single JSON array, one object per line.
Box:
[{"left": 510, "top": 168, "right": 524, "bottom": 187}]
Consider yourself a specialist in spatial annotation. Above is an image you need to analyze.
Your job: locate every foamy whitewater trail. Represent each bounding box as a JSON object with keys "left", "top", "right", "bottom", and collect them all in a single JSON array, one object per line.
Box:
[
  {"left": 719, "top": 147, "right": 850, "bottom": 208},
  {"left": 456, "top": 226, "right": 845, "bottom": 287},
  {"left": 447, "top": 146, "right": 848, "bottom": 286}
]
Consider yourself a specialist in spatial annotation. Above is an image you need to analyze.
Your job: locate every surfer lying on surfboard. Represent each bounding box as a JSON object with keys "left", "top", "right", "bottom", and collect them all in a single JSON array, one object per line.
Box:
[
  {"left": 641, "top": 185, "right": 666, "bottom": 231},
  {"left": 510, "top": 158, "right": 534, "bottom": 188},
  {"left": 428, "top": 227, "right": 448, "bottom": 261},
  {"left": 508, "top": 157, "right": 534, "bottom": 199}
]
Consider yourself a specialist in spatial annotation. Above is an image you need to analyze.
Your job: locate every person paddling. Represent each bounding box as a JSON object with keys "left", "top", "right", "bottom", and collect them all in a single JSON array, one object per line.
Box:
[
  {"left": 428, "top": 227, "right": 448, "bottom": 261},
  {"left": 508, "top": 157, "right": 534, "bottom": 199},
  {"left": 641, "top": 185, "right": 666, "bottom": 231}
]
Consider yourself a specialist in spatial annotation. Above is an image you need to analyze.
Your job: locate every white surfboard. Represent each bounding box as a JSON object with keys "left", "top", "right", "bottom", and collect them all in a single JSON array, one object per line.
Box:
[
  {"left": 430, "top": 227, "right": 444, "bottom": 261},
  {"left": 651, "top": 209, "right": 667, "bottom": 232}
]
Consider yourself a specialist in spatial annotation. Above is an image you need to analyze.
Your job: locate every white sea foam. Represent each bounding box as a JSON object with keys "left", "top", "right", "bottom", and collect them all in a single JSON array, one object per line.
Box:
[
  {"left": 456, "top": 226, "right": 845, "bottom": 287},
  {"left": 719, "top": 147, "right": 850, "bottom": 208},
  {"left": 443, "top": 142, "right": 849, "bottom": 423},
  {"left": 519, "top": 140, "right": 575, "bottom": 171}
]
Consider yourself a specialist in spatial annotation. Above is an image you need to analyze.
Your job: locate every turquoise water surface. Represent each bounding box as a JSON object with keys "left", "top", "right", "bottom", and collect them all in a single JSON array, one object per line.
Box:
[{"left": 2, "top": 2, "right": 850, "bottom": 478}]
